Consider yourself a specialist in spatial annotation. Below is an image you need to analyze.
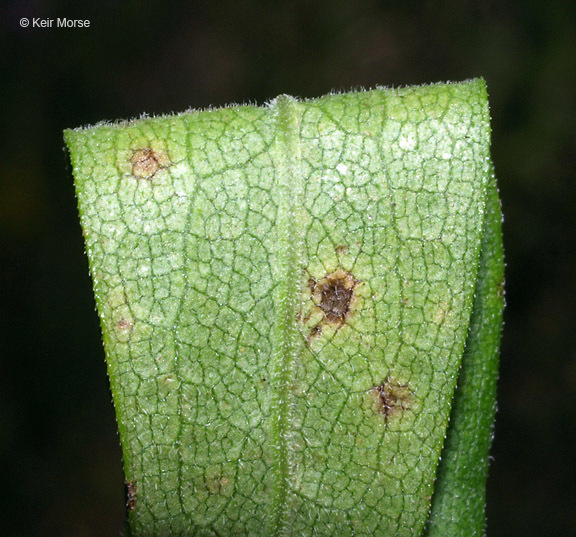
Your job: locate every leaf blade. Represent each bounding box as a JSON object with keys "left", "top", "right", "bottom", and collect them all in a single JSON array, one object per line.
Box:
[
  {"left": 65, "top": 78, "right": 501, "bottom": 536},
  {"left": 424, "top": 172, "right": 505, "bottom": 537}
]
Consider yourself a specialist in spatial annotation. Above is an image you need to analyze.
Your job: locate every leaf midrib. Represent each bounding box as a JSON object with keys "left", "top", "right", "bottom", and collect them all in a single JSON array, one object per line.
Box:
[{"left": 270, "top": 95, "right": 303, "bottom": 536}]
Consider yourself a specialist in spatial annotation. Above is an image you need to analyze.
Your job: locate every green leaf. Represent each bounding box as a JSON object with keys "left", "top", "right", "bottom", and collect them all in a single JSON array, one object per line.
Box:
[
  {"left": 424, "top": 170, "right": 504, "bottom": 537},
  {"left": 65, "top": 78, "right": 503, "bottom": 537}
]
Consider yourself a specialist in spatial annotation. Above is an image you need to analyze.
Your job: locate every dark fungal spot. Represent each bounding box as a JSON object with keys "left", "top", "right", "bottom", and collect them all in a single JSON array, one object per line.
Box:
[
  {"left": 307, "top": 277, "right": 317, "bottom": 293},
  {"left": 371, "top": 377, "right": 413, "bottom": 422},
  {"left": 301, "top": 268, "right": 360, "bottom": 341},
  {"left": 321, "top": 280, "right": 352, "bottom": 322},
  {"left": 314, "top": 269, "right": 359, "bottom": 325},
  {"left": 125, "top": 480, "right": 137, "bottom": 511},
  {"left": 309, "top": 324, "right": 322, "bottom": 338},
  {"left": 131, "top": 147, "right": 169, "bottom": 179}
]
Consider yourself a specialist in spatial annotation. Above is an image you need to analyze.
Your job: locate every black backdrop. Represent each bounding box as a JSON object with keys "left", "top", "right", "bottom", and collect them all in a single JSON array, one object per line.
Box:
[{"left": 2, "top": 2, "right": 575, "bottom": 536}]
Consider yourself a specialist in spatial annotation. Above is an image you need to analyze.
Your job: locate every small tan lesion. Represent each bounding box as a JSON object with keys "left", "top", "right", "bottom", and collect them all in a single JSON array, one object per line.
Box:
[
  {"left": 432, "top": 301, "right": 450, "bottom": 325},
  {"left": 115, "top": 318, "right": 133, "bottom": 331},
  {"left": 335, "top": 245, "right": 348, "bottom": 256},
  {"left": 114, "top": 317, "right": 134, "bottom": 343},
  {"left": 205, "top": 471, "right": 233, "bottom": 496},
  {"left": 309, "top": 324, "right": 322, "bottom": 339},
  {"left": 125, "top": 480, "right": 137, "bottom": 511},
  {"left": 115, "top": 317, "right": 133, "bottom": 332},
  {"left": 370, "top": 377, "right": 413, "bottom": 422},
  {"left": 131, "top": 147, "right": 170, "bottom": 179}
]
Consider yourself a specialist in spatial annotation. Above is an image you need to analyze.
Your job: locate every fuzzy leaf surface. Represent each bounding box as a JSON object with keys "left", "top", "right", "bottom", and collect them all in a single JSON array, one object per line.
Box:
[{"left": 65, "top": 79, "right": 502, "bottom": 537}]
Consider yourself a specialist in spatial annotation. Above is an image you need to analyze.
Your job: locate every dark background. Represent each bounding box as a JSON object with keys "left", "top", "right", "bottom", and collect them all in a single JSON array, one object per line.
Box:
[{"left": 2, "top": 1, "right": 575, "bottom": 536}]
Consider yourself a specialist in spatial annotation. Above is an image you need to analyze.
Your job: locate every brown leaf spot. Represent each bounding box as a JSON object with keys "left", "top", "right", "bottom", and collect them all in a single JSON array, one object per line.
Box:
[
  {"left": 307, "top": 277, "right": 317, "bottom": 293},
  {"left": 302, "top": 268, "right": 360, "bottom": 341},
  {"left": 131, "top": 147, "right": 170, "bottom": 179},
  {"left": 206, "top": 474, "right": 232, "bottom": 495},
  {"left": 115, "top": 317, "right": 134, "bottom": 337},
  {"left": 336, "top": 245, "right": 348, "bottom": 256},
  {"left": 115, "top": 318, "right": 134, "bottom": 343},
  {"left": 314, "top": 269, "right": 359, "bottom": 325},
  {"left": 125, "top": 480, "right": 137, "bottom": 511},
  {"left": 371, "top": 377, "right": 413, "bottom": 422},
  {"left": 309, "top": 324, "right": 322, "bottom": 338},
  {"left": 115, "top": 318, "right": 132, "bottom": 331}
]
